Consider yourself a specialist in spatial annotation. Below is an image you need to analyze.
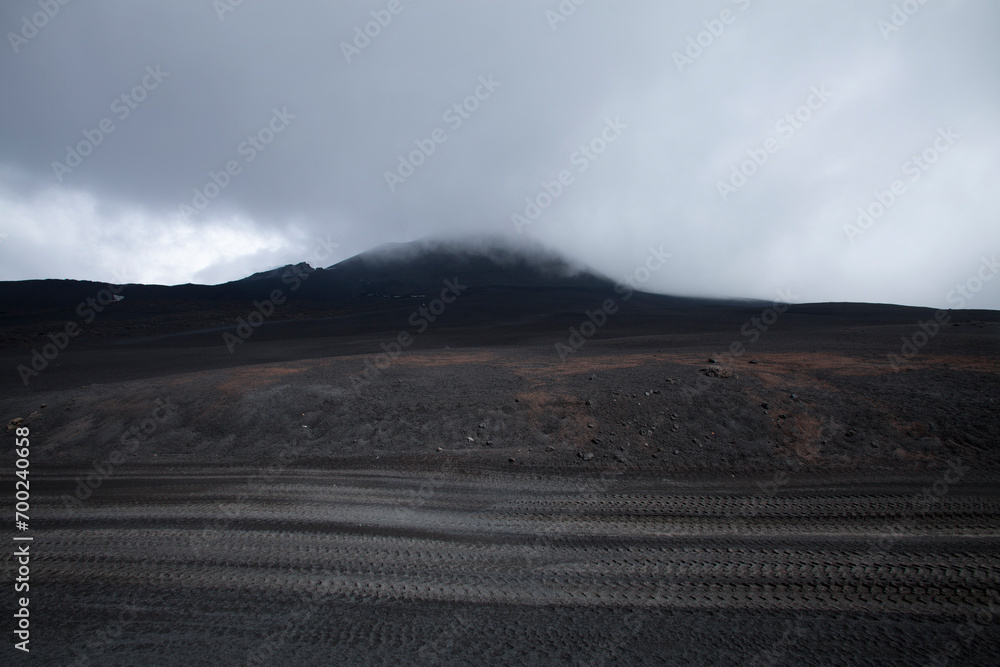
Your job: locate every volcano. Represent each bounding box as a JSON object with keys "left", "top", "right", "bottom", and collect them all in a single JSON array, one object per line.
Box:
[
  {"left": 1, "top": 234, "right": 999, "bottom": 393},
  {"left": 2, "top": 236, "right": 1000, "bottom": 666}
]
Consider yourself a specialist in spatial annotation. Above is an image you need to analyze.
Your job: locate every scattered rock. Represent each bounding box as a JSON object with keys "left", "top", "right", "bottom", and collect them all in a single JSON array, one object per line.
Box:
[
  {"left": 509, "top": 457, "right": 516, "bottom": 463},
  {"left": 700, "top": 366, "right": 733, "bottom": 378},
  {"left": 478, "top": 422, "right": 486, "bottom": 429},
  {"left": 582, "top": 452, "right": 594, "bottom": 461},
  {"left": 673, "top": 449, "right": 680, "bottom": 455},
  {"left": 708, "top": 358, "right": 719, "bottom": 363},
  {"left": 7, "top": 417, "right": 24, "bottom": 431},
  {"left": 591, "top": 438, "right": 602, "bottom": 445},
  {"left": 437, "top": 447, "right": 443, "bottom": 452},
  {"left": 749, "top": 359, "right": 759, "bottom": 364},
  {"left": 587, "top": 423, "right": 595, "bottom": 428},
  {"left": 761, "top": 402, "right": 770, "bottom": 409},
  {"left": 644, "top": 390, "right": 650, "bottom": 396},
  {"left": 486, "top": 440, "right": 493, "bottom": 447},
  {"left": 589, "top": 374, "right": 597, "bottom": 380},
  {"left": 585, "top": 399, "right": 592, "bottom": 406},
  {"left": 467, "top": 436, "right": 475, "bottom": 442},
  {"left": 790, "top": 393, "right": 798, "bottom": 400},
  {"left": 545, "top": 446, "right": 554, "bottom": 452}
]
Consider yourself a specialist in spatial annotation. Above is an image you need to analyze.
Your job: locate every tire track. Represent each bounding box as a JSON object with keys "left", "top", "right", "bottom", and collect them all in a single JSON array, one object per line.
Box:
[{"left": 28, "top": 471, "right": 1000, "bottom": 663}]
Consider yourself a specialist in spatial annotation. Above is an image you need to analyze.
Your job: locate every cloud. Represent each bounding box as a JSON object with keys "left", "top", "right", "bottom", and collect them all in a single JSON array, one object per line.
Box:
[
  {"left": 0, "top": 182, "right": 289, "bottom": 284},
  {"left": 0, "top": 0, "right": 998, "bottom": 308}
]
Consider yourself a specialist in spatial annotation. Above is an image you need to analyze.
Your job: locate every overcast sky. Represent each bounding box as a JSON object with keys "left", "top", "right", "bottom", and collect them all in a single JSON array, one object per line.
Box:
[{"left": 1, "top": 0, "right": 998, "bottom": 309}]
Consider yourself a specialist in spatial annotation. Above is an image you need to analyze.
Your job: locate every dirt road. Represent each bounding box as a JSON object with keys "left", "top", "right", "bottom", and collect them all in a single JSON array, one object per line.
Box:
[{"left": 24, "top": 469, "right": 1000, "bottom": 665}]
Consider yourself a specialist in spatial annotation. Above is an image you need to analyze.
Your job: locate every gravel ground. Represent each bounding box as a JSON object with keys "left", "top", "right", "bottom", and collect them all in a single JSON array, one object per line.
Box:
[
  {"left": 2, "top": 320, "right": 998, "bottom": 664},
  {"left": 15, "top": 470, "right": 1000, "bottom": 666}
]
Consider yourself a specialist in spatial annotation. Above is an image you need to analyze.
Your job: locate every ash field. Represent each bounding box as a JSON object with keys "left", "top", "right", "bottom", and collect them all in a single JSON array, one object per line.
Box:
[{"left": 3, "top": 240, "right": 999, "bottom": 665}]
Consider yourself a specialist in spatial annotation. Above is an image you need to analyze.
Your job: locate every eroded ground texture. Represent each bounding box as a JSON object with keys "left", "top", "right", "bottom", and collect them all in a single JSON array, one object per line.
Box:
[{"left": 2, "top": 323, "right": 999, "bottom": 665}]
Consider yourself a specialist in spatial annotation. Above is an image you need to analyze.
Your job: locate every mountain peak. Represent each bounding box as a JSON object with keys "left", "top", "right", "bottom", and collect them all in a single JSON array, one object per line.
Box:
[
  {"left": 335, "top": 234, "right": 596, "bottom": 280},
  {"left": 225, "top": 236, "right": 613, "bottom": 298},
  {"left": 239, "top": 261, "right": 315, "bottom": 283}
]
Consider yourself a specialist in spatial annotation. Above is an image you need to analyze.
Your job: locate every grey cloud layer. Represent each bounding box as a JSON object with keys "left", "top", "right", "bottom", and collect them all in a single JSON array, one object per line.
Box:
[{"left": 0, "top": 0, "right": 998, "bottom": 309}]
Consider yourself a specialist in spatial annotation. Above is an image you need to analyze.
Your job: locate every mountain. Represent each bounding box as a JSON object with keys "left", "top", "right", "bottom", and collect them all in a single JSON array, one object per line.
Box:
[
  {"left": 1, "top": 236, "right": 998, "bottom": 357},
  {"left": 218, "top": 235, "right": 616, "bottom": 301},
  {"left": 319, "top": 235, "right": 611, "bottom": 294},
  {"left": 0, "top": 236, "right": 628, "bottom": 347},
  {"left": 0, "top": 236, "right": 608, "bottom": 312},
  {"left": 238, "top": 262, "right": 315, "bottom": 283}
]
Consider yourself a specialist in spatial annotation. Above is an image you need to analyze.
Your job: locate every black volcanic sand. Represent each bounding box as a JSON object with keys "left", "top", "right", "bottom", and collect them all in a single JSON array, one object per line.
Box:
[
  {"left": 5, "top": 321, "right": 999, "bottom": 475},
  {"left": 2, "top": 319, "right": 1000, "bottom": 665}
]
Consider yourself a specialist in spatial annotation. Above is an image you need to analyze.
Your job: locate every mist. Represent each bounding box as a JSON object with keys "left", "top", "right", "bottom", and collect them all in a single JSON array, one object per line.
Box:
[{"left": 1, "top": 0, "right": 998, "bottom": 309}]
